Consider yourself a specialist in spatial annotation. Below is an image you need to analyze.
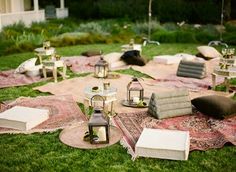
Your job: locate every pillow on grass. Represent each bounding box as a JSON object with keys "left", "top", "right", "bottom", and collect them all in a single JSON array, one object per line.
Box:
[
  {"left": 14, "top": 58, "right": 37, "bottom": 74},
  {"left": 197, "top": 46, "right": 222, "bottom": 60},
  {"left": 191, "top": 95, "right": 236, "bottom": 119},
  {"left": 81, "top": 50, "right": 101, "bottom": 57}
]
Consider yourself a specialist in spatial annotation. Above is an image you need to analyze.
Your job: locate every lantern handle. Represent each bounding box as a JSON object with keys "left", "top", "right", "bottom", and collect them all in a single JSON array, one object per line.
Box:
[
  {"left": 90, "top": 95, "right": 105, "bottom": 110},
  {"left": 132, "top": 76, "right": 144, "bottom": 81}
]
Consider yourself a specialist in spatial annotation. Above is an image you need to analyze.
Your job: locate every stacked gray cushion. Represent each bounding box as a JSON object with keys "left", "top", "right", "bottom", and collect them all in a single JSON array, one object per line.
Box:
[
  {"left": 148, "top": 89, "right": 192, "bottom": 119},
  {"left": 177, "top": 60, "right": 206, "bottom": 79}
]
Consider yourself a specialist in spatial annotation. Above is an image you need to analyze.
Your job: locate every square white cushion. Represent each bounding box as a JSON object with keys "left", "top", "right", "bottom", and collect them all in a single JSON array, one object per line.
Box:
[
  {"left": 0, "top": 106, "right": 49, "bottom": 130},
  {"left": 135, "top": 128, "right": 190, "bottom": 160},
  {"left": 153, "top": 55, "right": 182, "bottom": 64}
]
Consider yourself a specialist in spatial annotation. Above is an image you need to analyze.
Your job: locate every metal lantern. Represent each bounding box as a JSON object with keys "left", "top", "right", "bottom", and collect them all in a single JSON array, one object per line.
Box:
[
  {"left": 88, "top": 95, "right": 109, "bottom": 144},
  {"left": 94, "top": 56, "right": 109, "bottom": 78},
  {"left": 127, "top": 77, "right": 144, "bottom": 105}
]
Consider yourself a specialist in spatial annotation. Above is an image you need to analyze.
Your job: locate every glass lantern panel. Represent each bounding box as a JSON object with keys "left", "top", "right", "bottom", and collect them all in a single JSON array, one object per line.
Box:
[
  {"left": 129, "top": 90, "right": 142, "bottom": 104},
  {"left": 92, "top": 126, "right": 107, "bottom": 142},
  {"left": 96, "top": 66, "right": 105, "bottom": 77}
]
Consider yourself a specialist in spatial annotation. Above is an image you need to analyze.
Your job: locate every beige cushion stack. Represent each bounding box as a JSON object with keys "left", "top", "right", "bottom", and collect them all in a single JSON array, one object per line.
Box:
[
  {"left": 177, "top": 60, "right": 207, "bottom": 79},
  {"left": 148, "top": 89, "right": 192, "bottom": 119}
]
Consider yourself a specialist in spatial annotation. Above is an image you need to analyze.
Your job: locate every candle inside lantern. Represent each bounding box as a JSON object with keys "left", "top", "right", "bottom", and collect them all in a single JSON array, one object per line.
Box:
[
  {"left": 97, "top": 127, "right": 106, "bottom": 141},
  {"left": 133, "top": 97, "right": 140, "bottom": 104},
  {"left": 97, "top": 69, "right": 104, "bottom": 77}
]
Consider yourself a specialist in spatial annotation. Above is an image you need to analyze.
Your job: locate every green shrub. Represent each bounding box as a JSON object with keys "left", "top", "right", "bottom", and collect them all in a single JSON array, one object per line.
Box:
[
  {"left": 133, "top": 20, "right": 164, "bottom": 36},
  {"left": 2, "top": 21, "right": 27, "bottom": 35},
  {"left": 152, "top": 31, "right": 177, "bottom": 43},
  {"left": 78, "top": 22, "right": 109, "bottom": 35},
  {"left": 0, "top": 40, "right": 15, "bottom": 56},
  {"left": 225, "top": 22, "right": 236, "bottom": 32},
  {"left": 223, "top": 32, "right": 236, "bottom": 45},
  {"left": 163, "top": 23, "right": 179, "bottom": 31},
  {"left": 11, "top": 31, "right": 45, "bottom": 47},
  {"left": 175, "top": 31, "right": 197, "bottom": 43},
  {"left": 195, "top": 31, "right": 217, "bottom": 44}
]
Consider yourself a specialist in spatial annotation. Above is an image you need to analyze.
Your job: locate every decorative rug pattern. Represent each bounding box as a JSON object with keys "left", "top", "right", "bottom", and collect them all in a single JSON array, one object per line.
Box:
[
  {"left": 59, "top": 122, "right": 123, "bottom": 149},
  {"left": 34, "top": 74, "right": 170, "bottom": 113},
  {"left": 0, "top": 70, "right": 45, "bottom": 89},
  {"left": 0, "top": 95, "right": 87, "bottom": 134},
  {"left": 62, "top": 56, "right": 101, "bottom": 74},
  {"left": 34, "top": 73, "right": 231, "bottom": 113},
  {"left": 112, "top": 111, "right": 236, "bottom": 156},
  {"left": 133, "top": 58, "right": 224, "bottom": 91}
]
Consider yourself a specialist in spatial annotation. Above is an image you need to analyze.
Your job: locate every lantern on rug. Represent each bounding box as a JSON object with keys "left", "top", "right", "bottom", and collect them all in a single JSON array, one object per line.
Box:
[
  {"left": 88, "top": 95, "right": 109, "bottom": 144},
  {"left": 127, "top": 77, "right": 144, "bottom": 105},
  {"left": 94, "top": 56, "right": 109, "bottom": 78}
]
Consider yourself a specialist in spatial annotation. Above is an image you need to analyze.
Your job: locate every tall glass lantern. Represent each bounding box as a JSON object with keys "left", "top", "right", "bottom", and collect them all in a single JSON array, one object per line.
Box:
[
  {"left": 94, "top": 56, "right": 109, "bottom": 78},
  {"left": 127, "top": 77, "right": 144, "bottom": 105},
  {"left": 88, "top": 95, "right": 109, "bottom": 144}
]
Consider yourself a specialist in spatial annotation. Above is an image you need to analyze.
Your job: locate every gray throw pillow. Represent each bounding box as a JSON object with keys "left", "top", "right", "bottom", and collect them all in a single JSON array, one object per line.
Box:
[{"left": 191, "top": 95, "right": 236, "bottom": 119}]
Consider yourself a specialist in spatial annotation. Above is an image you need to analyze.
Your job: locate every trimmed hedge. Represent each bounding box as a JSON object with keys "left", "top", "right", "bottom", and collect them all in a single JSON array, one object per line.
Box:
[{"left": 63, "top": 0, "right": 223, "bottom": 24}]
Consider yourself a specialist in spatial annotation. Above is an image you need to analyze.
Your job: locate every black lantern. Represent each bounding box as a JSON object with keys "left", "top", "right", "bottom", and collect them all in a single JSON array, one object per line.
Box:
[
  {"left": 94, "top": 56, "right": 109, "bottom": 78},
  {"left": 88, "top": 95, "right": 109, "bottom": 144},
  {"left": 127, "top": 77, "right": 144, "bottom": 105}
]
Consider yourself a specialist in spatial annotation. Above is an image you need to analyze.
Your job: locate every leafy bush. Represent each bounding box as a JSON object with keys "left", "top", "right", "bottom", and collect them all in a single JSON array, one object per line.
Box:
[
  {"left": 133, "top": 20, "right": 164, "bottom": 36},
  {"left": 78, "top": 22, "right": 109, "bottom": 35},
  {"left": 1, "top": 18, "right": 236, "bottom": 56},
  {"left": 152, "top": 31, "right": 177, "bottom": 43},
  {"left": 195, "top": 32, "right": 217, "bottom": 44},
  {"left": 175, "top": 31, "right": 197, "bottom": 43},
  {"left": 225, "top": 22, "right": 236, "bottom": 32}
]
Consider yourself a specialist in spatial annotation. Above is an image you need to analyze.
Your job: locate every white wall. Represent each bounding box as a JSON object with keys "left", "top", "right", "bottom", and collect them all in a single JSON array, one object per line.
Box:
[{"left": 11, "top": 0, "right": 24, "bottom": 12}]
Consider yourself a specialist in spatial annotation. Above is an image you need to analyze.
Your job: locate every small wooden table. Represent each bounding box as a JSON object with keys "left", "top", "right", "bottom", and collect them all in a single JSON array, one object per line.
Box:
[
  {"left": 212, "top": 67, "right": 236, "bottom": 92},
  {"left": 84, "top": 86, "right": 117, "bottom": 116},
  {"left": 35, "top": 47, "right": 66, "bottom": 82},
  {"left": 42, "top": 60, "right": 67, "bottom": 83},
  {"left": 34, "top": 47, "right": 55, "bottom": 64}
]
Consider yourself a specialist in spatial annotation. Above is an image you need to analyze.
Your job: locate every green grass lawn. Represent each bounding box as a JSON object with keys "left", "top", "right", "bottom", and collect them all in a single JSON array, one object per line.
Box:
[{"left": 0, "top": 43, "right": 236, "bottom": 172}]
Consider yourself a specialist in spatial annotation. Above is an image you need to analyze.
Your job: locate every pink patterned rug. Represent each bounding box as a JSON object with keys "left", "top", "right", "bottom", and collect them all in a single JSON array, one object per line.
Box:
[
  {"left": 133, "top": 58, "right": 224, "bottom": 92},
  {"left": 62, "top": 56, "right": 100, "bottom": 73},
  {"left": 112, "top": 110, "right": 236, "bottom": 156},
  {"left": 0, "top": 70, "right": 45, "bottom": 89},
  {"left": 0, "top": 95, "right": 87, "bottom": 134},
  {"left": 146, "top": 74, "right": 211, "bottom": 92}
]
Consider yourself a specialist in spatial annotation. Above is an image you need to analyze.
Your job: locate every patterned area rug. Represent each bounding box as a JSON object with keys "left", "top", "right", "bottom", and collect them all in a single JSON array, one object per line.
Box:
[
  {"left": 112, "top": 111, "right": 236, "bottom": 157},
  {"left": 0, "top": 70, "right": 45, "bottom": 89},
  {"left": 0, "top": 95, "right": 87, "bottom": 134},
  {"left": 133, "top": 58, "right": 224, "bottom": 91},
  {"left": 62, "top": 56, "right": 100, "bottom": 73}
]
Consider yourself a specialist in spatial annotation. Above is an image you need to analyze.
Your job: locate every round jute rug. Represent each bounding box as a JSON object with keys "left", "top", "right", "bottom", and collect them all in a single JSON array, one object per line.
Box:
[{"left": 59, "top": 122, "right": 123, "bottom": 149}]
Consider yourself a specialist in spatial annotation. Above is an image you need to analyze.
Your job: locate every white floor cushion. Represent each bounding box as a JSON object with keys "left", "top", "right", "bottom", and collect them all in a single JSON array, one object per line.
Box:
[
  {"left": 0, "top": 106, "right": 49, "bottom": 131},
  {"left": 135, "top": 128, "right": 190, "bottom": 160},
  {"left": 153, "top": 55, "right": 182, "bottom": 64}
]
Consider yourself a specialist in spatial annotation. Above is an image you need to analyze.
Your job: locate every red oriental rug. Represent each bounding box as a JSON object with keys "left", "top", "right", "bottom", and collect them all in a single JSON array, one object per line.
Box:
[
  {"left": 0, "top": 95, "right": 87, "bottom": 134},
  {"left": 112, "top": 111, "right": 236, "bottom": 157},
  {"left": 0, "top": 70, "right": 46, "bottom": 89}
]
